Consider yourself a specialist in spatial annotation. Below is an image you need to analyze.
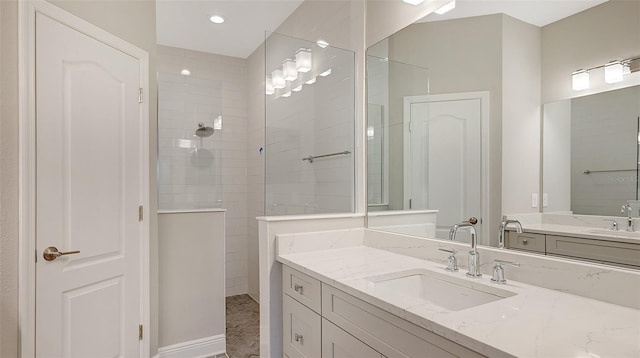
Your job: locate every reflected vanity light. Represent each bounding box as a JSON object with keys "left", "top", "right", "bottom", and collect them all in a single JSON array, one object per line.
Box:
[
  {"left": 213, "top": 115, "right": 222, "bottom": 130},
  {"left": 305, "top": 77, "right": 317, "bottom": 85},
  {"left": 209, "top": 15, "right": 224, "bottom": 24},
  {"left": 292, "top": 85, "right": 303, "bottom": 92},
  {"left": 572, "top": 69, "right": 590, "bottom": 91},
  {"left": 367, "top": 126, "right": 375, "bottom": 139},
  {"left": 283, "top": 59, "right": 298, "bottom": 81},
  {"left": 402, "top": 0, "right": 424, "bottom": 5},
  {"left": 281, "top": 91, "right": 291, "bottom": 98},
  {"left": 295, "top": 48, "right": 312, "bottom": 73},
  {"left": 272, "top": 69, "right": 285, "bottom": 89},
  {"left": 180, "top": 69, "right": 191, "bottom": 76},
  {"left": 604, "top": 61, "right": 624, "bottom": 83},
  {"left": 265, "top": 76, "right": 275, "bottom": 95},
  {"left": 435, "top": 0, "right": 456, "bottom": 14},
  {"left": 316, "top": 40, "right": 329, "bottom": 48},
  {"left": 319, "top": 69, "right": 332, "bottom": 77}
]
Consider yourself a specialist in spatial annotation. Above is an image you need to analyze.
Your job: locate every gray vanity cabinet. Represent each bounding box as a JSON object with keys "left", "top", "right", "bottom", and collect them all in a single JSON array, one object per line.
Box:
[
  {"left": 282, "top": 265, "right": 484, "bottom": 358},
  {"left": 505, "top": 231, "right": 640, "bottom": 268}
]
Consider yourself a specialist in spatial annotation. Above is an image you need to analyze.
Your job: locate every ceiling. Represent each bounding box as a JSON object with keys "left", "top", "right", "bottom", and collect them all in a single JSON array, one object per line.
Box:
[
  {"left": 156, "top": 0, "right": 304, "bottom": 59},
  {"left": 156, "top": 0, "right": 609, "bottom": 59},
  {"left": 419, "top": 0, "right": 609, "bottom": 27}
]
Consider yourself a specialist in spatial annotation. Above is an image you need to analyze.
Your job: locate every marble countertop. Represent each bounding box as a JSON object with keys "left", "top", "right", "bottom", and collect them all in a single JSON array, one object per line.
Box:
[
  {"left": 277, "top": 242, "right": 640, "bottom": 357},
  {"left": 515, "top": 223, "right": 640, "bottom": 244}
]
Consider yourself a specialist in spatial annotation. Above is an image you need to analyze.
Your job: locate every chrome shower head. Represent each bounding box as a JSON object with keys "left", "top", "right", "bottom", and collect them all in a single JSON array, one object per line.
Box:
[{"left": 195, "top": 123, "right": 214, "bottom": 137}]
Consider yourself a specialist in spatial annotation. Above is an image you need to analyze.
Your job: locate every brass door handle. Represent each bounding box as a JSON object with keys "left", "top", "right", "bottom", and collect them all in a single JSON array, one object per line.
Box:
[{"left": 43, "top": 246, "right": 80, "bottom": 261}]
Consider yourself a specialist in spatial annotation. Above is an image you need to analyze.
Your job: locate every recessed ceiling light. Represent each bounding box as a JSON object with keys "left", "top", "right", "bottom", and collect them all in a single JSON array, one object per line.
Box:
[
  {"left": 402, "top": 0, "right": 424, "bottom": 5},
  {"left": 316, "top": 40, "right": 329, "bottom": 48},
  {"left": 209, "top": 15, "right": 224, "bottom": 24},
  {"left": 180, "top": 69, "right": 191, "bottom": 76},
  {"left": 434, "top": 0, "right": 455, "bottom": 14}
]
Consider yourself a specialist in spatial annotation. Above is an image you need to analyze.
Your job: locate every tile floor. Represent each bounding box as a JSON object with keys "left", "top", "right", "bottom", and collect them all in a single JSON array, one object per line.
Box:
[{"left": 225, "top": 294, "right": 260, "bottom": 358}]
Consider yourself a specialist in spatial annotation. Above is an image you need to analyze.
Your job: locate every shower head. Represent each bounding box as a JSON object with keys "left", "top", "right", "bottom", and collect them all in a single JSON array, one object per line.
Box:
[{"left": 195, "top": 123, "right": 214, "bottom": 138}]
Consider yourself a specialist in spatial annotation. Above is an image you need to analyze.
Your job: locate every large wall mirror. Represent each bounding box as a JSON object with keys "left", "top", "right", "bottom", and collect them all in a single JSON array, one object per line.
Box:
[{"left": 366, "top": 0, "right": 640, "bottom": 250}]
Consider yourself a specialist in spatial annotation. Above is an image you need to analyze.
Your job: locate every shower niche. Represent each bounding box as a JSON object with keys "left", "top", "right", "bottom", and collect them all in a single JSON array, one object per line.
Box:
[{"left": 157, "top": 73, "right": 223, "bottom": 210}]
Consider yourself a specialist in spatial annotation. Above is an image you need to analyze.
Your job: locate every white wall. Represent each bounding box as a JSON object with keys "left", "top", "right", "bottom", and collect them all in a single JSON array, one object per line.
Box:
[
  {"left": 543, "top": 100, "right": 572, "bottom": 212},
  {"left": 501, "top": 15, "right": 541, "bottom": 216},
  {"left": 157, "top": 46, "right": 250, "bottom": 297},
  {"left": 158, "top": 211, "right": 226, "bottom": 354}
]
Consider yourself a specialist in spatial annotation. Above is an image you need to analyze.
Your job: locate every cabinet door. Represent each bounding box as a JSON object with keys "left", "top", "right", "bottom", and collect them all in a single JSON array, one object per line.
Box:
[
  {"left": 322, "top": 319, "right": 383, "bottom": 358},
  {"left": 283, "top": 294, "right": 322, "bottom": 358}
]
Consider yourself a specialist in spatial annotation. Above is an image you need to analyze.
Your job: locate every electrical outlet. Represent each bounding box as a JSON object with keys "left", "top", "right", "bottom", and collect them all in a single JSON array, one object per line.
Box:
[
  {"left": 531, "top": 193, "right": 538, "bottom": 208},
  {"left": 543, "top": 193, "right": 549, "bottom": 208}
]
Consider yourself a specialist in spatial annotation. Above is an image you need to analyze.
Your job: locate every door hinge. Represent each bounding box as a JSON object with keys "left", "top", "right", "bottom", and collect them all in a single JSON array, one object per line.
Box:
[
  {"left": 409, "top": 198, "right": 412, "bottom": 209},
  {"left": 139, "top": 324, "right": 143, "bottom": 340},
  {"left": 138, "top": 206, "right": 143, "bottom": 221},
  {"left": 138, "top": 88, "right": 143, "bottom": 103}
]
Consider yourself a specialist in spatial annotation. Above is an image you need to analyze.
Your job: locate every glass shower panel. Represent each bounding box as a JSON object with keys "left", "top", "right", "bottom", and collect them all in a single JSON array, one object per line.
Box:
[
  {"left": 265, "top": 32, "right": 355, "bottom": 215},
  {"left": 157, "top": 72, "right": 222, "bottom": 210}
]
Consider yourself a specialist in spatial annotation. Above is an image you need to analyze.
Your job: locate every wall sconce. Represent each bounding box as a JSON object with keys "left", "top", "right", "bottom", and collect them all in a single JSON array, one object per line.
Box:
[
  {"left": 283, "top": 59, "right": 298, "bottom": 81},
  {"left": 265, "top": 76, "right": 275, "bottom": 95},
  {"left": 604, "top": 61, "right": 624, "bottom": 83},
  {"left": 213, "top": 115, "right": 223, "bottom": 130},
  {"left": 272, "top": 70, "right": 285, "bottom": 89},
  {"left": 295, "top": 48, "right": 312, "bottom": 73},
  {"left": 572, "top": 69, "right": 590, "bottom": 91}
]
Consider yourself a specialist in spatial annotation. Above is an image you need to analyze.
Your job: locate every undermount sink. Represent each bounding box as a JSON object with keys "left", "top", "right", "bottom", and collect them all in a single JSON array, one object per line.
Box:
[
  {"left": 365, "top": 269, "right": 516, "bottom": 311},
  {"left": 588, "top": 229, "right": 640, "bottom": 238}
]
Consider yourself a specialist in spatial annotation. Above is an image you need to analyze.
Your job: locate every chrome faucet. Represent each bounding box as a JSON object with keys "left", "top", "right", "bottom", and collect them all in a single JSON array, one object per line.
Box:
[
  {"left": 621, "top": 204, "right": 634, "bottom": 232},
  {"left": 498, "top": 218, "right": 523, "bottom": 249},
  {"left": 449, "top": 217, "right": 482, "bottom": 278}
]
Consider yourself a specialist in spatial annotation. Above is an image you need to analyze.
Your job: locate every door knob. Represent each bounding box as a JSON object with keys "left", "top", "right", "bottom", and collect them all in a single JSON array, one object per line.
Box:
[{"left": 43, "top": 246, "right": 80, "bottom": 261}]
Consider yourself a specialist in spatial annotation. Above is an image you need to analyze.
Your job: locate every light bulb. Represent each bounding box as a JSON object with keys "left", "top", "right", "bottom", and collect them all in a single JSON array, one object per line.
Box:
[{"left": 572, "top": 70, "right": 589, "bottom": 91}]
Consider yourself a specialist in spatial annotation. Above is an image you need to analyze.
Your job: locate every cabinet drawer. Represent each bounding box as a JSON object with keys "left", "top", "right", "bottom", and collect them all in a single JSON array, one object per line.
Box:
[
  {"left": 322, "top": 284, "right": 483, "bottom": 358},
  {"left": 283, "top": 265, "right": 322, "bottom": 314},
  {"left": 546, "top": 235, "right": 640, "bottom": 267},
  {"left": 283, "top": 294, "right": 322, "bottom": 358},
  {"left": 506, "top": 231, "right": 545, "bottom": 253},
  {"left": 322, "top": 318, "right": 384, "bottom": 358}
]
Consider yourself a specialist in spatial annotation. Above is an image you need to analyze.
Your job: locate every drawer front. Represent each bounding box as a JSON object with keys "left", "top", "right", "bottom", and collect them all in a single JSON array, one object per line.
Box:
[
  {"left": 547, "top": 235, "right": 640, "bottom": 267},
  {"left": 322, "top": 318, "right": 384, "bottom": 358},
  {"left": 506, "top": 231, "right": 546, "bottom": 253},
  {"left": 322, "top": 284, "right": 483, "bottom": 358},
  {"left": 283, "top": 265, "right": 322, "bottom": 314},
  {"left": 283, "top": 294, "right": 322, "bottom": 358}
]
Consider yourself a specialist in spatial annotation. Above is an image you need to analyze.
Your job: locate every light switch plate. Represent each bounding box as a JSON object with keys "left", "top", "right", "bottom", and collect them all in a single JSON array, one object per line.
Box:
[
  {"left": 531, "top": 193, "right": 538, "bottom": 208},
  {"left": 543, "top": 193, "right": 548, "bottom": 208}
]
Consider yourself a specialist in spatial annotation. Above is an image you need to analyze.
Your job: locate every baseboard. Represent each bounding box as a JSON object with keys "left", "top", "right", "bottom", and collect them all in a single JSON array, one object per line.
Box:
[{"left": 158, "top": 334, "right": 226, "bottom": 358}]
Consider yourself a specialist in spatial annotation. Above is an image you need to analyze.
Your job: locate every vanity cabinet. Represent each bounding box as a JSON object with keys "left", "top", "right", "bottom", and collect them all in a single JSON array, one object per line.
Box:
[
  {"left": 282, "top": 265, "right": 484, "bottom": 358},
  {"left": 505, "top": 231, "right": 640, "bottom": 268}
]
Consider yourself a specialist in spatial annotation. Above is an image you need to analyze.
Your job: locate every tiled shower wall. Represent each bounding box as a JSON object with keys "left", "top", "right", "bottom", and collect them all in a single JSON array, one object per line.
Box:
[{"left": 158, "top": 46, "right": 249, "bottom": 296}]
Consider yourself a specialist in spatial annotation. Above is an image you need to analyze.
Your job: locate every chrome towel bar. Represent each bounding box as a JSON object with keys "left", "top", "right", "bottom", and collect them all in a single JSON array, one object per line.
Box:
[{"left": 302, "top": 151, "right": 351, "bottom": 163}]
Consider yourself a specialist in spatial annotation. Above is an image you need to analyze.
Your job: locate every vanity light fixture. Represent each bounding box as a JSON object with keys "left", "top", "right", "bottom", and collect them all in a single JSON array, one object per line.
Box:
[
  {"left": 180, "top": 69, "right": 191, "bottom": 76},
  {"left": 367, "top": 126, "right": 375, "bottom": 138},
  {"left": 213, "top": 115, "right": 223, "bottom": 130},
  {"left": 265, "top": 76, "right": 275, "bottom": 95},
  {"left": 295, "top": 48, "right": 312, "bottom": 73},
  {"left": 316, "top": 40, "right": 329, "bottom": 48},
  {"left": 402, "top": 0, "right": 425, "bottom": 5},
  {"left": 305, "top": 77, "right": 317, "bottom": 85},
  {"left": 435, "top": 0, "right": 456, "bottom": 14},
  {"left": 292, "top": 85, "right": 303, "bottom": 92},
  {"left": 319, "top": 69, "right": 332, "bottom": 77},
  {"left": 281, "top": 91, "right": 292, "bottom": 98},
  {"left": 209, "top": 15, "right": 224, "bottom": 24},
  {"left": 283, "top": 59, "right": 298, "bottom": 81},
  {"left": 572, "top": 69, "right": 590, "bottom": 91},
  {"left": 604, "top": 60, "right": 624, "bottom": 83},
  {"left": 272, "top": 69, "right": 285, "bottom": 89}
]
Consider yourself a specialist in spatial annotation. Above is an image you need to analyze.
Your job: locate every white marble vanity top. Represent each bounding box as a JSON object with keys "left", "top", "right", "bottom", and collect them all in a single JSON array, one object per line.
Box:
[{"left": 276, "top": 233, "right": 640, "bottom": 357}]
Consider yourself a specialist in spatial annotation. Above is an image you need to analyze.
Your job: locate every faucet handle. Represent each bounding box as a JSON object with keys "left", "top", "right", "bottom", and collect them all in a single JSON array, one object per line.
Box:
[
  {"left": 491, "top": 260, "right": 519, "bottom": 284},
  {"left": 466, "top": 217, "right": 478, "bottom": 225},
  {"left": 604, "top": 219, "right": 619, "bottom": 231},
  {"left": 438, "top": 248, "right": 459, "bottom": 272}
]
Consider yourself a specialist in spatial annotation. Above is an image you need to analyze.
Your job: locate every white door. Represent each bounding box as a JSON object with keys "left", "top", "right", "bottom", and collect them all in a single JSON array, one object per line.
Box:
[
  {"left": 35, "top": 13, "right": 144, "bottom": 357},
  {"left": 406, "top": 98, "right": 482, "bottom": 242}
]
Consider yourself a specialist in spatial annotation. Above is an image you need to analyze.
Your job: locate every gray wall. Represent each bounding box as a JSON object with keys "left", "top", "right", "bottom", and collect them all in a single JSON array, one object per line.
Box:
[{"left": 0, "top": 0, "right": 158, "bottom": 355}]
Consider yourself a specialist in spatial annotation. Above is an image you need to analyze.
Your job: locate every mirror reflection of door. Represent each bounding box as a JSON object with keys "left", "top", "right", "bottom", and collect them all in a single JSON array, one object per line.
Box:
[{"left": 404, "top": 95, "right": 482, "bottom": 242}]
